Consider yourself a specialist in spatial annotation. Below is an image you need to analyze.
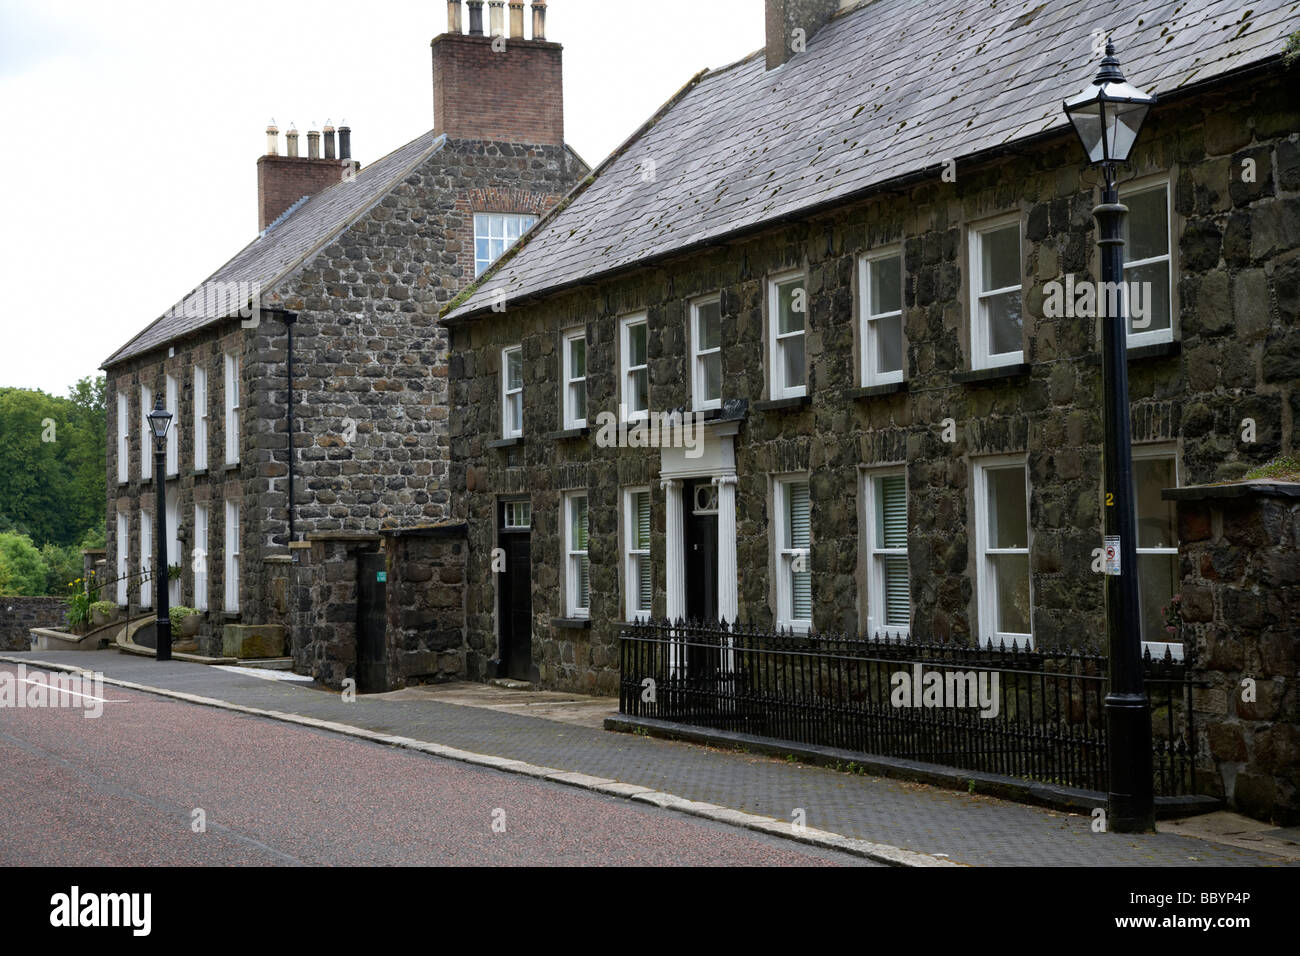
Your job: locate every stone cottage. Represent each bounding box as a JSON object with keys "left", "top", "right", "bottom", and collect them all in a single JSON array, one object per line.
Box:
[
  {"left": 102, "top": 1, "right": 587, "bottom": 679},
  {"left": 442, "top": 0, "right": 1299, "bottom": 694}
]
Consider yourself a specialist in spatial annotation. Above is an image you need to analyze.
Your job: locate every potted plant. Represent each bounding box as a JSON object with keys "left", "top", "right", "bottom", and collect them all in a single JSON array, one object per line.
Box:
[
  {"left": 66, "top": 580, "right": 93, "bottom": 635},
  {"left": 90, "top": 601, "right": 119, "bottom": 628},
  {"left": 169, "top": 605, "right": 201, "bottom": 639}
]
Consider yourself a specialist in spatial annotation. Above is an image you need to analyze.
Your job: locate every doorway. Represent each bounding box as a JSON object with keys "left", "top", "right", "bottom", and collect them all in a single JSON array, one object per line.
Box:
[
  {"left": 497, "top": 499, "right": 533, "bottom": 681},
  {"left": 356, "top": 550, "right": 387, "bottom": 693}
]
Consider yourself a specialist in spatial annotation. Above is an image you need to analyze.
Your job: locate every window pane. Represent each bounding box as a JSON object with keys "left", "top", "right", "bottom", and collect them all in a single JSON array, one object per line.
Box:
[
  {"left": 778, "top": 280, "right": 804, "bottom": 334},
  {"left": 634, "top": 491, "right": 650, "bottom": 549},
  {"left": 697, "top": 301, "right": 720, "bottom": 351},
  {"left": 569, "top": 337, "right": 585, "bottom": 378},
  {"left": 631, "top": 368, "right": 649, "bottom": 412},
  {"left": 577, "top": 555, "right": 590, "bottom": 610},
  {"left": 781, "top": 335, "right": 805, "bottom": 389},
  {"left": 883, "top": 555, "right": 909, "bottom": 628},
  {"left": 1138, "top": 553, "right": 1180, "bottom": 644},
  {"left": 870, "top": 255, "right": 902, "bottom": 315},
  {"left": 980, "top": 225, "right": 1020, "bottom": 291},
  {"left": 876, "top": 313, "right": 903, "bottom": 374},
  {"left": 628, "top": 323, "right": 647, "bottom": 367},
  {"left": 571, "top": 381, "right": 587, "bottom": 422},
  {"left": 702, "top": 353, "right": 722, "bottom": 403},
  {"left": 509, "top": 393, "right": 522, "bottom": 432},
  {"left": 791, "top": 564, "right": 812, "bottom": 621},
  {"left": 984, "top": 290, "right": 1023, "bottom": 355},
  {"left": 987, "top": 468, "right": 1027, "bottom": 549},
  {"left": 572, "top": 497, "right": 588, "bottom": 550},
  {"left": 876, "top": 475, "right": 907, "bottom": 549},
  {"left": 1125, "top": 260, "right": 1171, "bottom": 334},
  {"left": 786, "top": 482, "right": 810, "bottom": 550},
  {"left": 636, "top": 554, "right": 652, "bottom": 611},
  {"left": 992, "top": 553, "right": 1031, "bottom": 635},
  {"left": 1134, "top": 456, "right": 1176, "bottom": 548},
  {"left": 506, "top": 350, "right": 522, "bottom": 389},
  {"left": 1124, "top": 188, "right": 1168, "bottom": 261}
]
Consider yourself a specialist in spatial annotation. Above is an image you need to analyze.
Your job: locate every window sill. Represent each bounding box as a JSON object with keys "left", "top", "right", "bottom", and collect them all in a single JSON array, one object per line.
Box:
[
  {"left": 223, "top": 463, "right": 240, "bottom": 472},
  {"left": 753, "top": 395, "right": 811, "bottom": 413},
  {"left": 546, "top": 427, "right": 589, "bottom": 441},
  {"left": 849, "top": 381, "right": 908, "bottom": 400},
  {"left": 488, "top": 437, "right": 523, "bottom": 449},
  {"left": 1085, "top": 340, "right": 1181, "bottom": 366},
  {"left": 223, "top": 612, "right": 241, "bottom": 621},
  {"left": 953, "top": 363, "right": 1031, "bottom": 385},
  {"left": 192, "top": 469, "right": 208, "bottom": 478},
  {"left": 552, "top": 617, "right": 591, "bottom": 630}
]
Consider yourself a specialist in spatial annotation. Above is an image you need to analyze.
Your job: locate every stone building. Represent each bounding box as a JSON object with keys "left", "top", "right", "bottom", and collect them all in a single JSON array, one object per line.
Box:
[
  {"left": 102, "top": 1, "right": 587, "bottom": 672},
  {"left": 442, "top": 0, "right": 1300, "bottom": 694}
]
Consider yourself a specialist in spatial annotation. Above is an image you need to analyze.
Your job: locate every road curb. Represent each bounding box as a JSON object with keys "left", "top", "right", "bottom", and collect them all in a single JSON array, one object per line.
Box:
[{"left": 0, "top": 655, "right": 957, "bottom": 868}]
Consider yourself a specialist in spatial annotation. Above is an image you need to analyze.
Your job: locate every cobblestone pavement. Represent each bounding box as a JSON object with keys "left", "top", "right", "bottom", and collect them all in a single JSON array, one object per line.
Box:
[{"left": 5, "top": 650, "right": 1294, "bottom": 867}]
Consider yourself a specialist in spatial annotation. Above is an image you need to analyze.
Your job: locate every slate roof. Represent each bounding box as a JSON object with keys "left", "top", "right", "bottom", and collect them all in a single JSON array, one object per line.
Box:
[
  {"left": 103, "top": 131, "right": 447, "bottom": 367},
  {"left": 445, "top": 0, "right": 1299, "bottom": 322}
]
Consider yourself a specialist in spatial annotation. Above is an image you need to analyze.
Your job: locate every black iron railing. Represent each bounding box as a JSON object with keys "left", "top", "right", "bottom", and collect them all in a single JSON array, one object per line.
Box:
[{"left": 618, "top": 620, "right": 1200, "bottom": 796}]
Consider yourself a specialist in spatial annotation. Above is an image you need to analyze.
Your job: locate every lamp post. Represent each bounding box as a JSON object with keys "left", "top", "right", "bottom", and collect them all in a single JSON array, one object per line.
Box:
[
  {"left": 1064, "top": 41, "right": 1158, "bottom": 833},
  {"left": 146, "top": 397, "right": 174, "bottom": 662}
]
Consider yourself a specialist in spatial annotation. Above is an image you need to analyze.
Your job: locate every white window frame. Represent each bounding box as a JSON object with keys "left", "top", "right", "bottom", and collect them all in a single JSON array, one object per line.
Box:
[
  {"left": 973, "top": 456, "right": 1033, "bottom": 648},
  {"left": 623, "top": 487, "right": 652, "bottom": 622},
  {"left": 774, "top": 475, "right": 812, "bottom": 634},
  {"left": 193, "top": 366, "right": 208, "bottom": 472},
  {"left": 165, "top": 490, "right": 181, "bottom": 606},
  {"left": 139, "top": 510, "right": 152, "bottom": 608},
  {"left": 564, "top": 491, "right": 590, "bottom": 619},
  {"left": 224, "top": 354, "right": 240, "bottom": 465},
  {"left": 969, "top": 214, "right": 1024, "bottom": 370},
  {"left": 193, "top": 504, "right": 209, "bottom": 612},
  {"left": 116, "top": 392, "right": 129, "bottom": 483},
  {"left": 562, "top": 328, "right": 587, "bottom": 430},
  {"left": 620, "top": 314, "right": 649, "bottom": 422},
  {"left": 864, "top": 467, "right": 909, "bottom": 640},
  {"left": 501, "top": 346, "right": 523, "bottom": 439},
  {"left": 165, "top": 375, "right": 179, "bottom": 477},
  {"left": 1120, "top": 179, "right": 1175, "bottom": 349},
  {"left": 140, "top": 385, "right": 153, "bottom": 480},
  {"left": 859, "top": 249, "right": 906, "bottom": 387},
  {"left": 474, "top": 212, "right": 537, "bottom": 276},
  {"left": 224, "top": 500, "right": 240, "bottom": 613},
  {"left": 690, "top": 295, "right": 723, "bottom": 411},
  {"left": 767, "top": 271, "right": 807, "bottom": 400},
  {"left": 116, "top": 511, "right": 129, "bottom": 606},
  {"left": 502, "top": 499, "right": 531, "bottom": 530},
  {"left": 1133, "top": 443, "right": 1182, "bottom": 660}
]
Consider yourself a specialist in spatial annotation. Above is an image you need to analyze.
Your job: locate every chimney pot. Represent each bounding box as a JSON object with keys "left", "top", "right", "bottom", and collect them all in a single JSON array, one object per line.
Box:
[
  {"left": 467, "top": 0, "right": 484, "bottom": 34},
  {"left": 339, "top": 125, "right": 352, "bottom": 161},
  {"left": 307, "top": 127, "right": 321, "bottom": 159},
  {"left": 531, "top": 0, "right": 546, "bottom": 40},
  {"left": 508, "top": 1, "right": 524, "bottom": 38},
  {"left": 323, "top": 121, "right": 337, "bottom": 160},
  {"left": 488, "top": 1, "right": 505, "bottom": 37},
  {"left": 266, "top": 120, "right": 279, "bottom": 156},
  {"left": 447, "top": 0, "right": 463, "bottom": 33},
  {"left": 286, "top": 124, "right": 299, "bottom": 158}
]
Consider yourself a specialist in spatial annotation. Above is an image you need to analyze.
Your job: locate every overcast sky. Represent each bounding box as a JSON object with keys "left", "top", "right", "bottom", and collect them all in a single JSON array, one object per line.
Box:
[{"left": 0, "top": 0, "right": 765, "bottom": 396}]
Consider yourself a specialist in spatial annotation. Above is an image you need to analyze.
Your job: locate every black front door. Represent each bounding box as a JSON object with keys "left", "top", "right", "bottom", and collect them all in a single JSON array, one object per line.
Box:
[
  {"left": 356, "top": 551, "right": 387, "bottom": 694},
  {"left": 684, "top": 479, "right": 718, "bottom": 624},
  {"left": 498, "top": 505, "right": 533, "bottom": 681}
]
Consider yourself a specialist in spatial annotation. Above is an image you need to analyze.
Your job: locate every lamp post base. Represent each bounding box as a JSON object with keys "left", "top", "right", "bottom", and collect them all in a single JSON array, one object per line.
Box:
[{"left": 1105, "top": 691, "right": 1156, "bottom": 833}]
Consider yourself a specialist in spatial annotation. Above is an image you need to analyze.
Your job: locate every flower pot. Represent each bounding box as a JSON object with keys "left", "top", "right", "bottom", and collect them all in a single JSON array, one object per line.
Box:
[
  {"left": 92, "top": 609, "right": 111, "bottom": 628},
  {"left": 181, "top": 615, "right": 201, "bottom": 638}
]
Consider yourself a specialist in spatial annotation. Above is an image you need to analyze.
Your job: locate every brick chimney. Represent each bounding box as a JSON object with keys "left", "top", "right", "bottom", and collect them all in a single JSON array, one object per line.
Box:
[
  {"left": 765, "top": 0, "right": 839, "bottom": 70},
  {"left": 432, "top": 0, "right": 563, "bottom": 147},
  {"left": 257, "top": 120, "right": 360, "bottom": 231}
]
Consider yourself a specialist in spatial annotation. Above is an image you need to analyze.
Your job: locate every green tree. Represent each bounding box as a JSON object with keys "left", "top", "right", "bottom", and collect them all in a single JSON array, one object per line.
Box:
[{"left": 0, "top": 532, "right": 51, "bottom": 596}]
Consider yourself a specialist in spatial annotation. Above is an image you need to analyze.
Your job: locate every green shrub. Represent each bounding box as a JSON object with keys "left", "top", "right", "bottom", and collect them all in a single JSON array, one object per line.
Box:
[
  {"left": 0, "top": 532, "right": 50, "bottom": 596},
  {"left": 90, "top": 600, "right": 118, "bottom": 618},
  {"left": 169, "top": 606, "right": 199, "bottom": 630}
]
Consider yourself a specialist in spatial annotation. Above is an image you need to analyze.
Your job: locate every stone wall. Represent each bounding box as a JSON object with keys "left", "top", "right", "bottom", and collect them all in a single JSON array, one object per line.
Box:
[
  {"left": 448, "top": 70, "right": 1297, "bottom": 694},
  {"left": 0, "top": 597, "right": 68, "bottom": 651},
  {"left": 1170, "top": 482, "right": 1300, "bottom": 824}
]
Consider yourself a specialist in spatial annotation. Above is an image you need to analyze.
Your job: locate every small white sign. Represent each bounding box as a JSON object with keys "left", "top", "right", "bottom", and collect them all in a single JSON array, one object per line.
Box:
[{"left": 1103, "top": 535, "right": 1121, "bottom": 576}]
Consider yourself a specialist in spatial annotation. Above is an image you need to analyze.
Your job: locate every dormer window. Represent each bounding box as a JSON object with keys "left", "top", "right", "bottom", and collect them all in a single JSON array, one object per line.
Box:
[{"left": 475, "top": 213, "right": 536, "bottom": 276}]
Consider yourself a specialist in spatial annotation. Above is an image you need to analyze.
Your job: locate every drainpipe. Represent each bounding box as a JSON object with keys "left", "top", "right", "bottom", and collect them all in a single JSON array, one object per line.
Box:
[{"left": 284, "top": 311, "right": 299, "bottom": 542}]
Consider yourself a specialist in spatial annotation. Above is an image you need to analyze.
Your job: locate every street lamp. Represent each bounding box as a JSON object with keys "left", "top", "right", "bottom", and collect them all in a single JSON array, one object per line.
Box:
[
  {"left": 1064, "top": 41, "right": 1158, "bottom": 833},
  {"left": 146, "top": 396, "right": 174, "bottom": 662}
]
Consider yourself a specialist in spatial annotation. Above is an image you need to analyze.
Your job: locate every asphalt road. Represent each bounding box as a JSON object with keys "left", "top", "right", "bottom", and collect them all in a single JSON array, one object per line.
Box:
[{"left": 0, "top": 664, "right": 872, "bottom": 866}]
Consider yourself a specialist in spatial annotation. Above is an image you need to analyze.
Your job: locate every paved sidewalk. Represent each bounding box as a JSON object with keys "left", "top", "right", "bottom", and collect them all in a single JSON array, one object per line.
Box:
[{"left": 5, "top": 650, "right": 1294, "bottom": 867}]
